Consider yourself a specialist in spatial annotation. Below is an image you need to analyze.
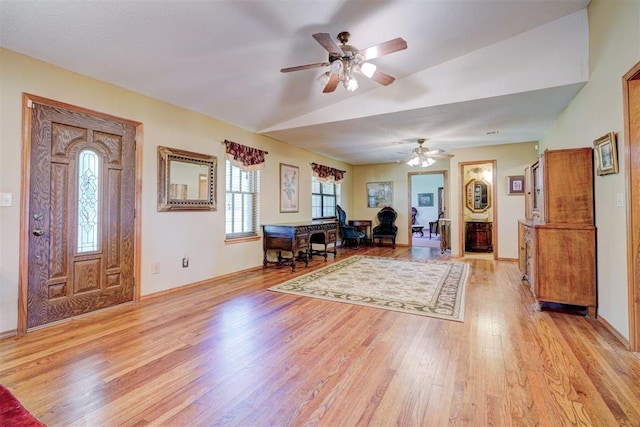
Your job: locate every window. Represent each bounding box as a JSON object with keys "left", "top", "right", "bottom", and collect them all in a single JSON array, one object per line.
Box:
[
  {"left": 77, "top": 149, "right": 100, "bottom": 253},
  {"left": 312, "top": 177, "right": 340, "bottom": 219},
  {"left": 225, "top": 160, "right": 260, "bottom": 238}
]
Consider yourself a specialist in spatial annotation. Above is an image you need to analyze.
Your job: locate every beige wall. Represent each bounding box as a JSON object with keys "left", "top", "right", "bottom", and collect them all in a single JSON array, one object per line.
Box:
[
  {"left": 0, "top": 48, "right": 352, "bottom": 334},
  {"left": 538, "top": 0, "right": 640, "bottom": 340}
]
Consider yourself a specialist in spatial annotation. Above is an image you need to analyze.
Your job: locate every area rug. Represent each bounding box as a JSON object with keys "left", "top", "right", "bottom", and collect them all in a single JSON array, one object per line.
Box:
[
  {"left": 0, "top": 385, "right": 45, "bottom": 427},
  {"left": 269, "top": 255, "right": 469, "bottom": 322}
]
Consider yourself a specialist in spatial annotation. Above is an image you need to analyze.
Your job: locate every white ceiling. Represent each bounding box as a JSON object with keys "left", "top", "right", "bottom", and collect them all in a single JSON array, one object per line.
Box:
[{"left": 0, "top": 0, "right": 590, "bottom": 165}]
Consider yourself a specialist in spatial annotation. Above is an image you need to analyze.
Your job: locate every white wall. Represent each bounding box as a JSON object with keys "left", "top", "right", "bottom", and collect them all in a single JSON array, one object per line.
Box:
[
  {"left": 538, "top": 0, "right": 640, "bottom": 339},
  {"left": 0, "top": 48, "right": 352, "bottom": 334}
]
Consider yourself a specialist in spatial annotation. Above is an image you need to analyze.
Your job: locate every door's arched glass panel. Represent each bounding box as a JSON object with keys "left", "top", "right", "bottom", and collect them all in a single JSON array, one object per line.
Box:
[{"left": 77, "top": 149, "right": 100, "bottom": 253}]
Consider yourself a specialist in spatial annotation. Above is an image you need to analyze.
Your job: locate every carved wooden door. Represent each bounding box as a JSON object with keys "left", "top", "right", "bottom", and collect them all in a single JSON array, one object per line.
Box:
[{"left": 26, "top": 102, "right": 136, "bottom": 329}]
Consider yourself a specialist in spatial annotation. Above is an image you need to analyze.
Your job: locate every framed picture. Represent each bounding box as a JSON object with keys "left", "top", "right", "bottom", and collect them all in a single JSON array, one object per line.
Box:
[
  {"left": 594, "top": 132, "right": 619, "bottom": 176},
  {"left": 417, "top": 192, "right": 434, "bottom": 207},
  {"left": 366, "top": 181, "right": 393, "bottom": 208},
  {"left": 507, "top": 175, "right": 525, "bottom": 195},
  {"left": 279, "top": 163, "right": 299, "bottom": 212}
]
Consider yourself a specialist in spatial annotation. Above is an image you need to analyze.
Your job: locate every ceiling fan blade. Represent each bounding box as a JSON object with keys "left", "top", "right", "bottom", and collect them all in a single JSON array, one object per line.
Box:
[
  {"left": 427, "top": 152, "right": 454, "bottom": 159},
  {"left": 313, "top": 33, "right": 343, "bottom": 55},
  {"left": 281, "top": 62, "right": 329, "bottom": 73},
  {"left": 369, "top": 70, "right": 395, "bottom": 86},
  {"left": 323, "top": 73, "right": 340, "bottom": 93},
  {"left": 359, "top": 37, "right": 407, "bottom": 61}
]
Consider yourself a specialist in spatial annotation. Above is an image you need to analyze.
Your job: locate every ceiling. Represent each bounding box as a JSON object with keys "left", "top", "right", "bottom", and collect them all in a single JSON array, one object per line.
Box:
[{"left": 0, "top": 0, "right": 590, "bottom": 165}]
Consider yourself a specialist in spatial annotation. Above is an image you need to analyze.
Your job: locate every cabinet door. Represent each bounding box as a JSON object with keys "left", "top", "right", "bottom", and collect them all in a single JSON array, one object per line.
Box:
[{"left": 535, "top": 227, "right": 595, "bottom": 306}]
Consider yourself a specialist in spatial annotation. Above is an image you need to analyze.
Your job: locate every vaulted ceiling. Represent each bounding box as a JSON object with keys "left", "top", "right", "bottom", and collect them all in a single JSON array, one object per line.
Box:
[{"left": 0, "top": 0, "right": 590, "bottom": 164}]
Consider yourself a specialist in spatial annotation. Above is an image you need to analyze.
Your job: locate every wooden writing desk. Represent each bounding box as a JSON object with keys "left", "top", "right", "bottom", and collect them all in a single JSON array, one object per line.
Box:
[{"left": 262, "top": 220, "right": 338, "bottom": 271}]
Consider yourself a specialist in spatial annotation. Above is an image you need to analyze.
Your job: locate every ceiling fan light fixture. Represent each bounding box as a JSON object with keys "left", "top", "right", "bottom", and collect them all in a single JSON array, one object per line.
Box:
[
  {"left": 345, "top": 77, "right": 358, "bottom": 92},
  {"left": 317, "top": 72, "right": 330, "bottom": 87},
  {"left": 406, "top": 155, "right": 435, "bottom": 168},
  {"left": 360, "top": 62, "right": 377, "bottom": 78}
]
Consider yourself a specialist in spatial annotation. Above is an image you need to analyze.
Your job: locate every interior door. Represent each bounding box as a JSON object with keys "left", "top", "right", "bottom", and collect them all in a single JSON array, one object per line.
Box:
[{"left": 26, "top": 101, "right": 136, "bottom": 329}]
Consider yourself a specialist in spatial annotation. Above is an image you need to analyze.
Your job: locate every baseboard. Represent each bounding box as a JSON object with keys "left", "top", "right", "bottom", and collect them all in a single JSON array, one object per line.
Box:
[
  {"left": 140, "top": 264, "right": 263, "bottom": 301},
  {"left": 0, "top": 329, "right": 17, "bottom": 340},
  {"left": 597, "top": 315, "right": 630, "bottom": 349}
]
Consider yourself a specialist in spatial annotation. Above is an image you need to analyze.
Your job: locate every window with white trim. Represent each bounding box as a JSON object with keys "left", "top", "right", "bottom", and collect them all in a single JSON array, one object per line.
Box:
[
  {"left": 312, "top": 176, "right": 340, "bottom": 219},
  {"left": 225, "top": 160, "right": 260, "bottom": 238}
]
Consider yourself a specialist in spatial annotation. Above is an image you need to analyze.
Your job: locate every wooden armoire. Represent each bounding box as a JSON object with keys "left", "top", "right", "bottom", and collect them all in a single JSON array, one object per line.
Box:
[{"left": 518, "top": 148, "right": 597, "bottom": 317}]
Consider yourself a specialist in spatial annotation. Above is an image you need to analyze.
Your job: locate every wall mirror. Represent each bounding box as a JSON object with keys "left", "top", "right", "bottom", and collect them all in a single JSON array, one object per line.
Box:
[
  {"left": 465, "top": 179, "right": 491, "bottom": 213},
  {"left": 157, "top": 146, "right": 217, "bottom": 211}
]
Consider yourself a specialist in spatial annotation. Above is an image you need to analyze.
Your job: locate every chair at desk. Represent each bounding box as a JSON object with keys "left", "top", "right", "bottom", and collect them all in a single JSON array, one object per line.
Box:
[
  {"left": 372, "top": 206, "right": 398, "bottom": 248},
  {"left": 429, "top": 211, "right": 444, "bottom": 239},
  {"left": 411, "top": 207, "right": 424, "bottom": 237},
  {"left": 336, "top": 205, "right": 365, "bottom": 248}
]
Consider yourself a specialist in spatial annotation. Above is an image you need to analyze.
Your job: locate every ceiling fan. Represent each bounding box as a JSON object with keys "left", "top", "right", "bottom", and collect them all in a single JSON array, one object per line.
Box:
[
  {"left": 406, "top": 139, "right": 454, "bottom": 167},
  {"left": 280, "top": 31, "right": 407, "bottom": 93}
]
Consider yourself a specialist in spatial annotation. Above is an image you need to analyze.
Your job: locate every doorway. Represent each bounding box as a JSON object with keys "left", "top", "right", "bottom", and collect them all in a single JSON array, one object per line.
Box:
[
  {"left": 409, "top": 171, "right": 447, "bottom": 249},
  {"left": 459, "top": 161, "right": 497, "bottom": 258},
  {"left": 18, "top": 95, "right": 142, "bottom": 333},
  {"left": 624, "top": 62, "right": 640, "bottom": 351}
]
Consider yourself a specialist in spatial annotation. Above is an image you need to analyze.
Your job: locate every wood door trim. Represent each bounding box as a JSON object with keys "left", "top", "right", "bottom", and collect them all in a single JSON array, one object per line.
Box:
[
  {"left": 458, "top": 160, "right": 497, "bottom": 259},
  {"left": 18, "top": 94, "right": 143, "bottom": 334},
  {"left": 623, "top": 62, "right": 640, "bottom": 351}
]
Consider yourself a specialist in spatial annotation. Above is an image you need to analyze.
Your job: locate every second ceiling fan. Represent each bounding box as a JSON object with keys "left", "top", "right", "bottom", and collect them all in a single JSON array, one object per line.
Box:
[{"left": 281, "top": 31, "right": 407, "bottom": 93}]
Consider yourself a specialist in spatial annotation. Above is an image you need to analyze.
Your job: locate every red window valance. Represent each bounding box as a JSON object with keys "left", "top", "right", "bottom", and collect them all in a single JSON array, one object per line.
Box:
[
  {"left": 311, "top": 162, "right": 346, "bottom": 184},
  {"left": 224, "top": 140, "right": 268, "bottom": 171}
]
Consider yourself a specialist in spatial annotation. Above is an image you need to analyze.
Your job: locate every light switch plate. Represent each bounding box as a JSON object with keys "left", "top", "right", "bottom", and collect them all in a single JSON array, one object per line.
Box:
[
  {"left": 616, "top": 193, "right": 624, "bottom": 207},
  {"left": 0, "top": 192, "right": 12, "bottom": 207}
]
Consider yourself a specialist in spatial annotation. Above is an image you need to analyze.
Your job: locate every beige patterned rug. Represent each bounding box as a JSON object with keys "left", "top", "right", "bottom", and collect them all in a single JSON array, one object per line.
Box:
[{"left": 268, "top": 255, "right": 469, "bottom": 322}]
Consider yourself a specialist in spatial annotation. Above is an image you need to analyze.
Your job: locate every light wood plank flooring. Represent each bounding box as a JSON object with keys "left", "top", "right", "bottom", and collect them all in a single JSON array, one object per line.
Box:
[{"left": 1, "top": 246, "right": 639, "bottom": 426}]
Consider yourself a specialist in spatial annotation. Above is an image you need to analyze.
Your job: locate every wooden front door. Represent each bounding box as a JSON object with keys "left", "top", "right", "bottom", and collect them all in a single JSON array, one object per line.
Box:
[{"left": 25, "top": 100, "right": 137, "bottom": 329}]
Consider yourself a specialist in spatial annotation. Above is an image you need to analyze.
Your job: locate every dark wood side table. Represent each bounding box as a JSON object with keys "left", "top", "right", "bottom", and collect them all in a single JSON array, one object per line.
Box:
[{"left": 348, "top": 220, "right": 372, "bottom": 245}]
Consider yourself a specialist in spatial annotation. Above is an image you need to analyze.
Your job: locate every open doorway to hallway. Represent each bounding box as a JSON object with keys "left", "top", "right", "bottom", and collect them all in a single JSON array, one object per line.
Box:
[{"left": 409, "top": 171, "right": 447, "bottom": 249}]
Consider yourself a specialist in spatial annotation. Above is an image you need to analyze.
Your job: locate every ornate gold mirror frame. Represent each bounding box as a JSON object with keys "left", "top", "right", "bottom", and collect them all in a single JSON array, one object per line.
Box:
[{"left": 157, "top": 146, "right": 217, "bottom": 211}]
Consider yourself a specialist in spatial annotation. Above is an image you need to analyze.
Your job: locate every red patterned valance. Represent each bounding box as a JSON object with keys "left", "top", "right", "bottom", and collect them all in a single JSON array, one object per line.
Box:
[
  {"left": 224, "top": 140, "right": 268, "bottom": 171},
  {"left": 311, "top": 162, "right": 346, "bottom": 184}
]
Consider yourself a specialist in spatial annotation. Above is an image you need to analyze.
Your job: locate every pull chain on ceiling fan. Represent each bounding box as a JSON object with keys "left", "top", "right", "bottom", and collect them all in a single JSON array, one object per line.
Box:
[
  {"left": 280, "top": 31, "right": 407, "bottom": 93},
  {"left": 406, "top": 139, "right": 454, "bottom": 168}
]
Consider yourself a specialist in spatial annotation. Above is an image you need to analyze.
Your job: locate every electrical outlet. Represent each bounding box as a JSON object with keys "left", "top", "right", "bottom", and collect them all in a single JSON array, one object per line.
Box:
[
  {"left": 182, "top": 257, "right": 189, "bottom": 268},
  {"left": 152, "top": 262, "right": 160, "bottom": 274}
]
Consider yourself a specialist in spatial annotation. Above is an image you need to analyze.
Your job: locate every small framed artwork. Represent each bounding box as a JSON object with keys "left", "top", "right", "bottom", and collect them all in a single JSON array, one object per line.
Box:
[
  {"left": 507, "top": 175, "right": 525, "bottom": 195},
  {"left": 280, "top": 163, "right": 299, "bottom": 212},
  {"left": 366, "top": 181, "right": 393, "bottom": 208},
  {"left": 417, "top": 192, "right": 434, "bottom": 207},
  {"left": 594, "top": 132, "right": 619, "bottom": 176}
]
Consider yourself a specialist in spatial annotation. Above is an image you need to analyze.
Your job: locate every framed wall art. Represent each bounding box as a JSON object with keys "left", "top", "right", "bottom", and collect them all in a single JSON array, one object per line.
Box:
[
  {"left": 417, "top": 192, "right": 434, "bottom": 207},
  {"left": 594, "top": 132, "right": 619, "bottom": 176},
  {"left": 366, "top": 181, "right": 393, "bottom": 208},
  {"left": 280, "top": 163, "right": 299, "bottom": 212},
  {"left": 507, "top": 175, "right": 525, "bottom": 195}
]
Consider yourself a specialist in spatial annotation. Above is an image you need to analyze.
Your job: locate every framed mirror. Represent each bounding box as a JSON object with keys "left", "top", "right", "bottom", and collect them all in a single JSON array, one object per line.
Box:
[
  {"left": 465, "top": 179, "right": 491, "bottom": 213},
  {"left": 157, "top": 146, "right": 217, "bottom": 211}
]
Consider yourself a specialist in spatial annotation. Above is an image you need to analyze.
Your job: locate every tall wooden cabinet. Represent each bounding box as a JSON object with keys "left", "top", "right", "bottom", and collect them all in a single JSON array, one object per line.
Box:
[{"left": 518, "top": 148, "right": 597, "bottom": 317}]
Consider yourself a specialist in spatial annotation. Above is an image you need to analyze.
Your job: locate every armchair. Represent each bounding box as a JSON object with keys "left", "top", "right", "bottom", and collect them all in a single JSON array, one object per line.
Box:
[
  {"left": 429, "top": 211, "right": 444, "bottom": 239},
  {"left": 372, "top": 206, "right": 398, "bottom": 248},
  {"left": 336, "top": 205, "right": 365, "bottom": 248}
]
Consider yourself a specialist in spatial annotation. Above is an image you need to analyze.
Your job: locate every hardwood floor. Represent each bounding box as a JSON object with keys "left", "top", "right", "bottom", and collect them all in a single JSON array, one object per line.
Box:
[{"left": 1, "top": 246, "right": 639, "bottom": 426}]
